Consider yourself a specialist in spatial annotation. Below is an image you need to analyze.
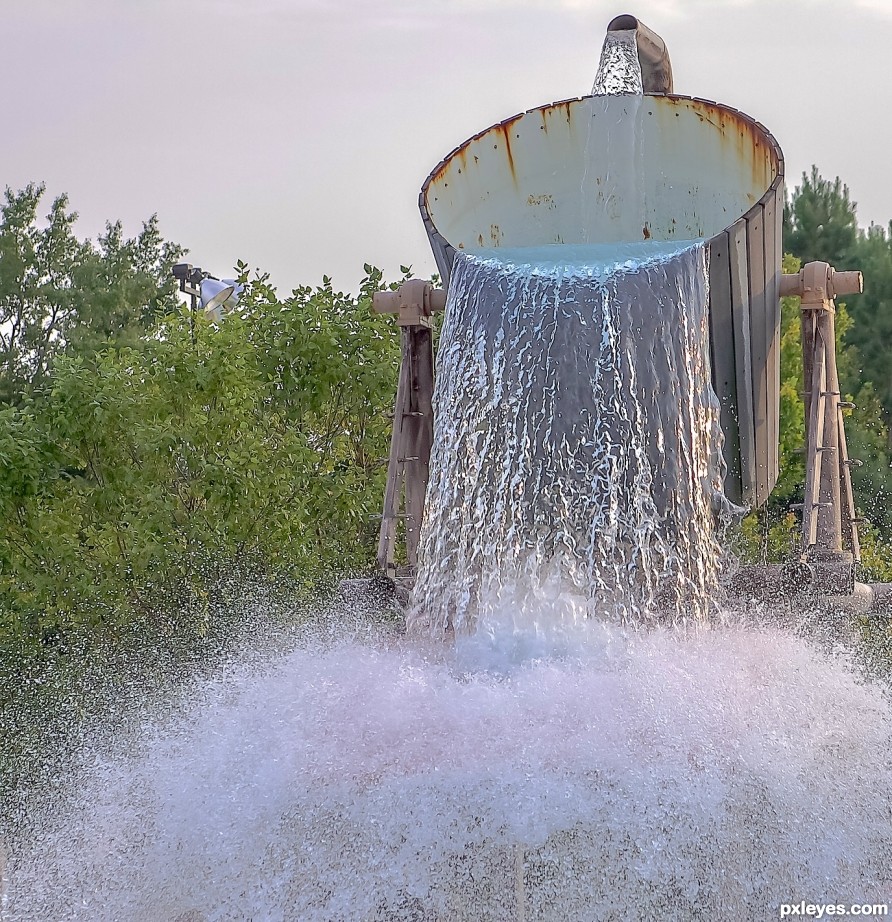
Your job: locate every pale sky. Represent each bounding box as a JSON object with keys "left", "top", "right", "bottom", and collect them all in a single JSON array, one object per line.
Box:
[{"left": 3, "top": 0, "right": 890, "bottom": 294}]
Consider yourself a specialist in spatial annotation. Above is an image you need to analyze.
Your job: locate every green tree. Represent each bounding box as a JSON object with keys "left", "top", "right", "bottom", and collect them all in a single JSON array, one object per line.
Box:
[
  {"left": 842, "top": 222, "right": 892, "bottom": 415},
  {"left": 0, "top": 183, "right": 183, "bottom": 404},
  {"left": 784, "top": 166, "right": 858, "bottom": 267},
  {"left": 0, "top": 266, "right": 402, "bottom": 646},
  {"left": 846, "top": 383, "right": 892, "bottom": 530}
]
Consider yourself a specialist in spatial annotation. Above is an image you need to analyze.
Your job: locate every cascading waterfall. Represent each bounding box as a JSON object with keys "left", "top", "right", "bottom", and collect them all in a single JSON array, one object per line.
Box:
[{"left": 409, "top": 240, "right": 727, "bottom": 638}]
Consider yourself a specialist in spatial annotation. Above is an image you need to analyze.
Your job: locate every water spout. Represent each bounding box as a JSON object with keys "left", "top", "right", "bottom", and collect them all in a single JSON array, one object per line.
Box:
[{"left": 605, "top": 14, "right": 673, "bottom": 94}]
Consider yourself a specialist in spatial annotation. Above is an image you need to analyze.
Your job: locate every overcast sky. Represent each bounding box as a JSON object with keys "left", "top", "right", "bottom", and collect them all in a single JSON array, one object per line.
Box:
[{"left": 2, "top": 0, "right": 890, "bottom": 294}]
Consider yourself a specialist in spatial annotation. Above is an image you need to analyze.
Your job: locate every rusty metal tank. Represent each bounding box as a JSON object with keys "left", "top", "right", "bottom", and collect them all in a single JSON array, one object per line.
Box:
[{"left": 420, "top": 89, "right": 784, "bottom": 508}]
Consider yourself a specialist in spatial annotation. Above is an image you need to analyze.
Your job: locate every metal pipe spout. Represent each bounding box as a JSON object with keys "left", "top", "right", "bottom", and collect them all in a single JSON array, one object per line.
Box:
[{"left": 607, "top": 14, "right": 673, "bottom": 94}]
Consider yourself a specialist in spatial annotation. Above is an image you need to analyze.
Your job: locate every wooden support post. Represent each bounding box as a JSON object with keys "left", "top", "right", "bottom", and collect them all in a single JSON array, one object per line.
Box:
[
  {"left": 372, "top": 281, "right": 443, "bottom": 581},
  {"left": 781, "top": 262, "right": 862, "bottom": 590},
  {"left": 800, "top": 313, "right": 827, "bottom": 553}
]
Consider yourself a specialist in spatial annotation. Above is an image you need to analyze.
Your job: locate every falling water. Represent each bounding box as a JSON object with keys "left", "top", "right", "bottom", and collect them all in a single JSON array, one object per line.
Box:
[
  {"left": 592, "top": 30, "right": 643, "bottom": 95},
  {"left": 409, "top": 240, "right": 727, "bottom": 638},
  {"left": 410, "top": 24, "right": 722, "bottom": 637}
]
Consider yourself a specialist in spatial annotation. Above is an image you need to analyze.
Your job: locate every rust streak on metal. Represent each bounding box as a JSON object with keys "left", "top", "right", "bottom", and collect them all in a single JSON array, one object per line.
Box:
[
  {"left": 704, "top": 99, "right": 777, "bottom": 192},
  {"left": 659, "top": 95, "right": 779, "bottom": 195},
  {"left": 431, "top": 159, "right": 451, "bottom": 185},
  {"left": 495, "top": 121, "right": 519, "bottom": 187},
  {"left": 543, "top": 101, "right": 574, "bottom": 132}
]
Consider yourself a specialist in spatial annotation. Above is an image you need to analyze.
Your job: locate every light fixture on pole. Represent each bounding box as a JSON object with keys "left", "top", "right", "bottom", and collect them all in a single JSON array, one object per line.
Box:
[
  {"left": 199, "top": 278, "right": 239, "bottom": 320},
  {"left": 172, "top": 263, "right": 243, "bottom": 337}
]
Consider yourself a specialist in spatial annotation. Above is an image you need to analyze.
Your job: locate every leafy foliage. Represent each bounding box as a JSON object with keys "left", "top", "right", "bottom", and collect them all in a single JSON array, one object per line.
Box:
[
  {"left": 842, "top": 223, "right": 892, "bottom": 415},
  {"left": 0, "top": 266, "right": 403, "bottom": 646},
  {"left": 0, "top": 183, "right": 183, "bottom": 404},
  {"left": 782, "top": 167, "right": 892, "bottom": 475}
]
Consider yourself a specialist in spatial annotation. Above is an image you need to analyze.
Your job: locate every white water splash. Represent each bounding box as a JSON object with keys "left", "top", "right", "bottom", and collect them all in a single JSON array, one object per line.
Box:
[{"left": 6, "top": 617, "right": 891, "bottom": 921}]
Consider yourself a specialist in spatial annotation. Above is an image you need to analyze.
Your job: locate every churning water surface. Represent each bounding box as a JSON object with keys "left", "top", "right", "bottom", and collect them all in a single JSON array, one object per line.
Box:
[{"left": 6, "top": 608, "right": 892, "bottom": 922}]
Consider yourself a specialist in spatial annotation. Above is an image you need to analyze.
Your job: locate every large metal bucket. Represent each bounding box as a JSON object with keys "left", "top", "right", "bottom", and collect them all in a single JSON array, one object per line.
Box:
[{"left": 420, "top": 94, "right": 784, "bottom": 507}]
